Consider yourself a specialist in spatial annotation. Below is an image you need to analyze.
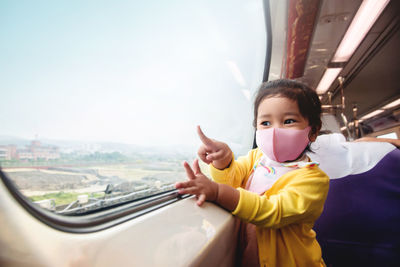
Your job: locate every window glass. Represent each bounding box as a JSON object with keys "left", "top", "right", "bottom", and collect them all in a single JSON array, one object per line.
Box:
[{"left": 0, "top": 0, "right": 266, "bottom": 214}]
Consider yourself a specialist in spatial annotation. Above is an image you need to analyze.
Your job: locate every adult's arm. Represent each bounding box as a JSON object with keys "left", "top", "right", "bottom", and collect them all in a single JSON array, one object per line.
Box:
[{"left": 354, "top": 137, "right": 400, "bottom": 148}]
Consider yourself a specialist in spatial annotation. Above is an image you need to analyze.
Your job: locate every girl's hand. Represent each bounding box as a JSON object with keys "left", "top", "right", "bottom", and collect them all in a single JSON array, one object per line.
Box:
[
  {"left": 197, "top": 125, "right": 232, "bottom": 170},
  {"left": 175, "top": 159, "right": 219, "bottom": 206}
]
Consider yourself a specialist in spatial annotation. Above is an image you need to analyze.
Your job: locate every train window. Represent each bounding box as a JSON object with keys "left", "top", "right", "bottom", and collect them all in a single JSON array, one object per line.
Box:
[{"left": 0, "top": 0, "right": 266, "bottom": 221}]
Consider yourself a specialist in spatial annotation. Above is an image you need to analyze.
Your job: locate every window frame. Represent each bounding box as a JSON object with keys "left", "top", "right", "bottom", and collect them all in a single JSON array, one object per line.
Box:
[{"left": 0, "top": 168, "right": 191, "bottom": 233}]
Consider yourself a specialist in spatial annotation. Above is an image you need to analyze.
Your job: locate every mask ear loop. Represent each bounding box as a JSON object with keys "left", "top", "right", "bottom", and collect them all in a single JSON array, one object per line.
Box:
[
  {"left": 308, "top": 125, "right": 320, "bottom": 142},
  {"left": 305, "top": 127, "right": 316, "bottom": 154}
]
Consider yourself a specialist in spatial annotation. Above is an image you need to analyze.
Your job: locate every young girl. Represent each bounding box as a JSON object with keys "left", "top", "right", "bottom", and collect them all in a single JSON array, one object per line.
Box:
[{"left": 175, "top": 79, "right": 329, "bottom": 267}]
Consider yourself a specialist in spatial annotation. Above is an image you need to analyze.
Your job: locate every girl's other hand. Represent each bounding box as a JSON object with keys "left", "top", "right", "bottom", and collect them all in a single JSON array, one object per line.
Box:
[
  {"left": 197, "top": 125, "right": 232, "bottom": 169},
  {"left": 175, "top": 159, "right": 219, "bottom": 206}
]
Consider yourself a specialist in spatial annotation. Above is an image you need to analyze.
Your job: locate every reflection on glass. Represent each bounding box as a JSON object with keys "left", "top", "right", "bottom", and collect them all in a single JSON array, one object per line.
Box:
[{"left": 0, "top": 0, "right": 265, "bottom": 214}]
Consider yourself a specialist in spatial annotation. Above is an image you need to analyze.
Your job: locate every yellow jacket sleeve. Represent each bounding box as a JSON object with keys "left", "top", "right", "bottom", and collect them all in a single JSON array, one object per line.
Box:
[
  {"left": 209, "top": 148, "right": 263, "bottom": 188},
  {"left": 232, "top": 166, "right": 329, "bottom": 229}
]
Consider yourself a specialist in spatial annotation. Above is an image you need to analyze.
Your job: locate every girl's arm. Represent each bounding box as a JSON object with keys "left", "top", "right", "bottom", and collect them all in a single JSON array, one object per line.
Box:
[
  {"left": 175, "top": 159, "right": 239, "bottom": 209},
  {"left": 176, "top": 161, "right": 329, "bottom": 229},
  {"left": 209, "top": 149, "right": 258, "bottom": 188}
]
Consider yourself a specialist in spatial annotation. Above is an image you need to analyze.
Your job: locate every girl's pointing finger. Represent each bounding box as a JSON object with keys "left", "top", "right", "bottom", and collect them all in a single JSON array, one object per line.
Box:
[{"left": 197, "top": 125, "right": 215, "bottom": 148}]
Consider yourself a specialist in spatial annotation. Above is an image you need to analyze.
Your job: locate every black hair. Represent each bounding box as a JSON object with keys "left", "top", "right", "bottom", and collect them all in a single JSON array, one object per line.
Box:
[{"left": 253, "top": 79, "right": 322, "bottom": 139}]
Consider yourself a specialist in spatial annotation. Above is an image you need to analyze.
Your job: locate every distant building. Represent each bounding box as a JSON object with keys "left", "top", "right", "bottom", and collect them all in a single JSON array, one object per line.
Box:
[
  {"left": 17, "top": 141, "right": 60, "bottom": 161},
  {"left": 0, "top": 141, "right": 60, "bottom": 161},
  {"left": 0, "top": 145, "right": 17, "bottom": 160}
]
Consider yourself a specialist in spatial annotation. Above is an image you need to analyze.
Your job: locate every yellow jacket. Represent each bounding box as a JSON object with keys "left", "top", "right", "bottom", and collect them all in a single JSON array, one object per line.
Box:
[{"left": 210, "top": 148, "right": 329, "bottom": 267}]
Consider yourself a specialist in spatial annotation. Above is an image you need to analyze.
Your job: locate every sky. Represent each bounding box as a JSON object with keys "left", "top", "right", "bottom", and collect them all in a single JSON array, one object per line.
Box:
[{"left": 0, "top": 0, "right": 266, "bottom": 153}]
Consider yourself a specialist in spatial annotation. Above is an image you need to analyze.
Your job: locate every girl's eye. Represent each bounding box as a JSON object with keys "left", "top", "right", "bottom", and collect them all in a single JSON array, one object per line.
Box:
[
  {"left": 284, "top": 119, "right": 296, "bottom": 124},
  {"left": 261, "top": 121, "right": 270, "bottom": 126}
]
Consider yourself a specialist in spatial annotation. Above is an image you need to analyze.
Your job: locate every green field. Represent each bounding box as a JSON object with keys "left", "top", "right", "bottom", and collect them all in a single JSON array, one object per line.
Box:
[{"left": 29, "top": 191, "right": 105, "bottom": 206}]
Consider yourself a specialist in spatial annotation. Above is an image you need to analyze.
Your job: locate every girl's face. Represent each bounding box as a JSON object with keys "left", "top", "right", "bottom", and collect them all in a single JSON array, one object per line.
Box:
[{"left": 257, "top": 96, "right": 315, "bottom": 139}]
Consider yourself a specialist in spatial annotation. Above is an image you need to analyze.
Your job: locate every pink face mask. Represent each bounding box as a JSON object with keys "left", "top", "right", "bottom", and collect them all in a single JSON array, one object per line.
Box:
[{"left": 256, "top": 126, "right": 311, "bottom": 162}]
